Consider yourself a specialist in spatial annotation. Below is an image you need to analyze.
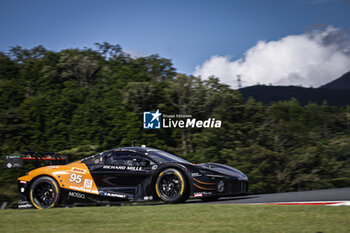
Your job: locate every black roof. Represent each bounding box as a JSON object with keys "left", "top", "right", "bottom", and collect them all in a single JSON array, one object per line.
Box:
[{"left": 111, "top": 146, "right": 155, "bottom": 153}]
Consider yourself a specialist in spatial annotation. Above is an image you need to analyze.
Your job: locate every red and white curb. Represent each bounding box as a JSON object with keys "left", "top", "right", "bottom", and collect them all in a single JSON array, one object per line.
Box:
[
  {"left": 245, "top": 201, "right": 350, "bottom": 206},
  {"left": 325, "top": 201, "right": 350, "bottom": 206}
]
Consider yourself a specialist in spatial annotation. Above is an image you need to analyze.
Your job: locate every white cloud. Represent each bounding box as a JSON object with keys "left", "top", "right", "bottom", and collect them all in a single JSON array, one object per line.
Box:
[{"left": 194, "top": 26, "right": 350, "bottom": 88}]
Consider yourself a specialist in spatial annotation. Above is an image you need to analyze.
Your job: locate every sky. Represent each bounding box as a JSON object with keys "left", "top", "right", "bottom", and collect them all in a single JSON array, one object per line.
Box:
[{"left": 1, "top": 0, "right": 350, "bottom": 88}]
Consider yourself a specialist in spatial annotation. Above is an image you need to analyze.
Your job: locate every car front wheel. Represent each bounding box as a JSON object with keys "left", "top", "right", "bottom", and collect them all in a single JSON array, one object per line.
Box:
[
  {"left": 29, "top": 176, "right": 60, "bottom": 209},
  {"left": 155, "top": 168, "right": 188, "bottom": 203}
]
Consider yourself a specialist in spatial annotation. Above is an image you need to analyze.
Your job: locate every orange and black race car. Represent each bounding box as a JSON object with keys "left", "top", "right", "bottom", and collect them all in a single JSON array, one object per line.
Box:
[{"left": 17, "top": 146, "right": 248, "bottom": 209}]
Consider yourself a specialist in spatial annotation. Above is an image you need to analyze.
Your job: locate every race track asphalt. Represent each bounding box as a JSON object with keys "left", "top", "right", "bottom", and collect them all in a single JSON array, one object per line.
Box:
[{"left": 185, "top": 187, "right": 350, "bottom": 204}]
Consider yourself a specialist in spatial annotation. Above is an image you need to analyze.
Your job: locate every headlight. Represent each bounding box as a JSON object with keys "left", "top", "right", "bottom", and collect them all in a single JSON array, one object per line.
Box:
[
  {"left": 199, "top": 169, "right": 225, "bottom": 178},
  {"left": 199, "top": 169, "right": 215, "bottom": 175}
]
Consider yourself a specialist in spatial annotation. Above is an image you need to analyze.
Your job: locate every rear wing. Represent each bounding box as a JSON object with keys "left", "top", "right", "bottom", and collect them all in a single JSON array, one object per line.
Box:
[{"left": 4, "top": 152, "right": 68, "bottom": 168}]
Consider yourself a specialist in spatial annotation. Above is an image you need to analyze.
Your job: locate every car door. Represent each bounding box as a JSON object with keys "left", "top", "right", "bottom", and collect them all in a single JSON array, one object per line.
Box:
[{"left": 89, "top": 150, "right": 154, "bottom": 196}]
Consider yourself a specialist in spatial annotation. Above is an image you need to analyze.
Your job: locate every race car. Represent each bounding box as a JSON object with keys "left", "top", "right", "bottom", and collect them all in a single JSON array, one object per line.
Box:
[{"left": 17, "top": 146, "right": 248, "bottom": 209}]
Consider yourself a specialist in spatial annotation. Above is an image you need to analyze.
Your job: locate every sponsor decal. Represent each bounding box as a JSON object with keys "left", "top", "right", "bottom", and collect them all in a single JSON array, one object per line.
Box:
[
  {"left": 143, "top": 110, "right": 222, "bottom": 129},
  {"left": 102, "top": 165, "right": 143, "bottom": 171},
  {"left": 71, "top": 167, "right": 87, "bottom": 174},
  {"left": 191, "top": 173, "right": 202, "bottom": 177},
  {"left": 18, "top": 200, "right": 28, "bottom": 205},
  {"left": 126, "top": 166, "right": 142, "bottom": 171},
  {"left": 19, "top": 180, "right": 27, "bottom": 184},
  {"left": 18, "top": 204, "right": 33, "bottom": 208},
  {"left": 83, "top": 178, "right": 93, "bottom": 189},
  {"left": 103, "top": 165, "right": 126, "bottom": 170},
  {"left": 20, "top": 187, "right": 25, "bottom": 193},
  {"left": 194, "top": 192, "right": 212, "bottom": 197},
  {"left": 69, "top": 185, "right": 97, "bottom": 193},
  {"left": 194, "top": 193, "right": 203, "bottom": 197},
  {"left": 6, "top": 155, "right": 21, "bottom": 159},
  {"left": 94, "top": 157, "right": 103, "bottom": 164},
  {"left": 4, "top": 155, "right": 23, "bottom": 168},
  {"left": 143, "top": 110, "right": 162, "bottom": 129},
  {"left": 68, "top": 191, "right": 85, "bottom": 199},
  {"left": 103, "top": 192, "right": 126, "bottom": 198}
]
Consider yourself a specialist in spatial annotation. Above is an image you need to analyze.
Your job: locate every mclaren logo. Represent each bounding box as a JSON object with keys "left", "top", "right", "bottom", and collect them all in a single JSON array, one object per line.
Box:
[{"left": 217, "top": 181, "right": 225, "bottom": 192}]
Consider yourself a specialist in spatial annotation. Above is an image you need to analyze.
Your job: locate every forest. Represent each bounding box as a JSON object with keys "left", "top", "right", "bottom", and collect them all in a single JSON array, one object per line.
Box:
[{"left": 1, "top": 43, "right": 350, "bottom": 206}]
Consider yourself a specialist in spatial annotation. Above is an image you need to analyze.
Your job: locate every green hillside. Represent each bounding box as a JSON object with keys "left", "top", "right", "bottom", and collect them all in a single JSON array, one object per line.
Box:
[
  {"left": 321, "top": 71, "right": 350, "bottom": 89},
  {"left": 240, "top": 85, "right": 350, "bottom": 106}
]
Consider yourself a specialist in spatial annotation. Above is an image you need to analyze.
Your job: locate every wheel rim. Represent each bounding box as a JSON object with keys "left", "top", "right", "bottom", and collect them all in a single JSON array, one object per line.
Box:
[
  {"left": 33, "top": 182, "right": 56, "bottom": 207},
  {"left": 159, "top": 173, "right": 182, "bottom": 199}
]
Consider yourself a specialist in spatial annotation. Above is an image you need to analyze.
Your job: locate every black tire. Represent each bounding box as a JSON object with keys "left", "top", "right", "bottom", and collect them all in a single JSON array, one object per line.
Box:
[
  {"left": 155, "top": 168, "right": 188, "bottom": 203},
  {"left": 29, "top": 176, "right": 60, "bottom": 209},
  {"left": 201, "top": 196, "right": 219, "bottom": 202}
]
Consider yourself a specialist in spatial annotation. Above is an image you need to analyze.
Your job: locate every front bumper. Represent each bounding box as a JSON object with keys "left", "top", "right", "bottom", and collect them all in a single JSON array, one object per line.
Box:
[
  {"left": 17, "top": 180, "right": 33, "bottom": 208},
  {"left": 191, "top": 175, "right": 248, "bottom": 198}
]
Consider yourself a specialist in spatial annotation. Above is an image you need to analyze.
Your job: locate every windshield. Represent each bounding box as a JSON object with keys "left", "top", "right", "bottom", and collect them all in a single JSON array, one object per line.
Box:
[{"left": 147, "top": 149, "right": 191, "bottom": 164}]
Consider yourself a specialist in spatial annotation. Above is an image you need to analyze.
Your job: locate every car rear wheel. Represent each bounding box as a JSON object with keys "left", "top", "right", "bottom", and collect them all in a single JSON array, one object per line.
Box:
[
  {"left": 29, "top": 176, "right": 60, "bottom": 209},
  {"left": 155, "top": 168, "right": 188, "bottom": 203}
]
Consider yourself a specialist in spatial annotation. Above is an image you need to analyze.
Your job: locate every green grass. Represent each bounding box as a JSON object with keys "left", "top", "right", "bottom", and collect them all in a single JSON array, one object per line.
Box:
[{"left": 0, "top": 204, "right": 349, "bottom": 233}]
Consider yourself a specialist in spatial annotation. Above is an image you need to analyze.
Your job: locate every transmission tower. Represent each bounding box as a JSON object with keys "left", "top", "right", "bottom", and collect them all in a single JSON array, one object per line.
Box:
[{"left": 237, "top": 74, "right": 242, "bottom": 89}]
